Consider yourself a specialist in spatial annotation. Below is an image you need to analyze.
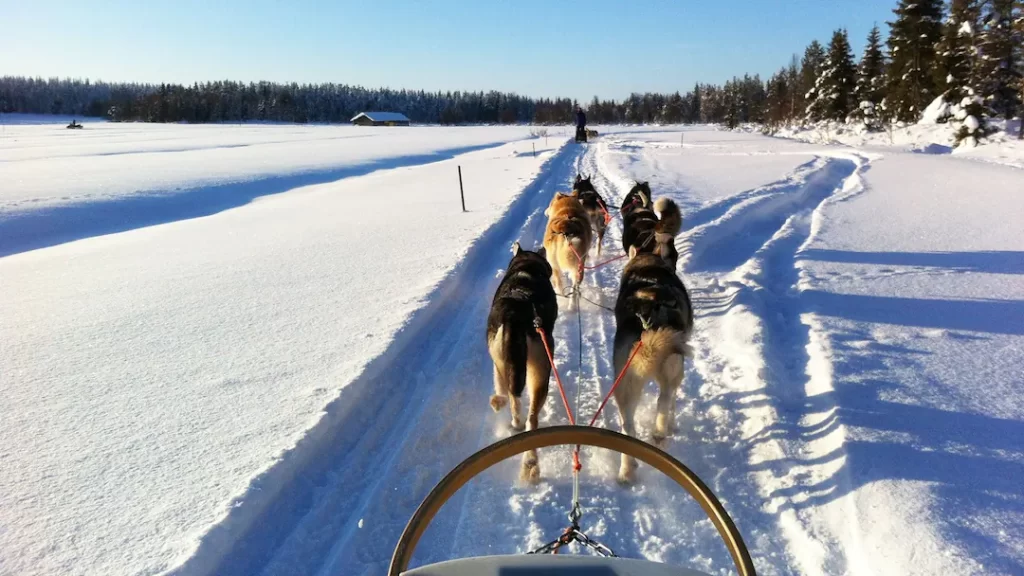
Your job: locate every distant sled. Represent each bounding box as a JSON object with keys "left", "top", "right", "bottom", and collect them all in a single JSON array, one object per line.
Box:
[{"left": 66, "top": 119, "right": 83, "bottom": 129}]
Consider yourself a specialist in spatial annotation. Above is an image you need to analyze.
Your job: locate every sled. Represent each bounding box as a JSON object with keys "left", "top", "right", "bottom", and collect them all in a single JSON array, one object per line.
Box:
[{"left": 389, "top": 426, "right": 756, "bottom": 576}]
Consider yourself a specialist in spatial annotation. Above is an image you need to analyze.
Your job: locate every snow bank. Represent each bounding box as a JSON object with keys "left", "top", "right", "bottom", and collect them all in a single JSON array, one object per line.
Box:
[{"left": 774, "top": 118, "right": 1024, "bottom": 168}]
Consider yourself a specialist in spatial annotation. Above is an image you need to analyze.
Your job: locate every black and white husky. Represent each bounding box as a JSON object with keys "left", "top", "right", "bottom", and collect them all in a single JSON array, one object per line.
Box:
[
  {"left": 486, "top": 241, "right": 558, "bottom": 483},
  {"left": 612, "top": 243, "right": 694, "bottom": 484}
]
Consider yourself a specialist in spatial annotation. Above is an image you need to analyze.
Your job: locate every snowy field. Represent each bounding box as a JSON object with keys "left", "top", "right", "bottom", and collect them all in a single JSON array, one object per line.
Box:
[{"left": 1, "top": 120, "right": 1022, "bottom": 576}]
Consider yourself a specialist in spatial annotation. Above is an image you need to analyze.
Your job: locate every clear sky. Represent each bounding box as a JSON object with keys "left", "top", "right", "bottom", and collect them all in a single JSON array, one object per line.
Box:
[{"left": 1, "top": 0, "right": 897, "bottom": 101}]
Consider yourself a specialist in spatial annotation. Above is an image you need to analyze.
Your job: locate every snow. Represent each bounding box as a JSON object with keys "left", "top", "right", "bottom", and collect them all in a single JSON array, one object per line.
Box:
[
  {"left": 920, "top": 95, "right": 951, "bottom": 124},
  {"left": 2, "top": 122, "right": 1023, "bottom": 576},
  {"left": 773, "top": 118, "right": 1024, "bottom": 169}
]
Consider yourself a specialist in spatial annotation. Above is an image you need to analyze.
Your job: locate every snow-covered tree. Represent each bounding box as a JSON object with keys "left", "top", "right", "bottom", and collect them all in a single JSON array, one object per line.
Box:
[
  {"left": 807, "top": 29, "right": 857, "bottom": 122},
  {"left": 938, "top": 0, "right": 983, "bottom": 107},
  {"left": 852, "top": 25, "right": 887, "bottom": 129},
  {"left": 978, "top": 0, "right": 1023, "bottom": 121},
  {"left": 1016, "top": 0, "right": 1024, "bottom": 138},
  {"left": 885, "top": 0, "right": 945, "bottom": 122},
  {"left": 952, "top": 89, "right": 991, "bottom": 146},
  {"left": 800, "top": 40, "right": 827, "bottom": 118}
]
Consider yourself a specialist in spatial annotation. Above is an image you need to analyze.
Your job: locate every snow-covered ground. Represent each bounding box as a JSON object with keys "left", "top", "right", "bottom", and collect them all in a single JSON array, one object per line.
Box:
[
  {"left": 770, "top": 117, "right": 1024, "bottom": 169},
  {"left": 2, "top": 122, "right": 1022, "bottom": 576}
]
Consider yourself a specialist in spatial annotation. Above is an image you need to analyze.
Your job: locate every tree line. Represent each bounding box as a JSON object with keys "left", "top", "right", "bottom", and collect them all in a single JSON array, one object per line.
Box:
[
  {"left": 1, "top": 0, "right": 1020, "bottom": 140},
  {"left": 760, "top": 0, "right": 1022, "bottom": 143}
]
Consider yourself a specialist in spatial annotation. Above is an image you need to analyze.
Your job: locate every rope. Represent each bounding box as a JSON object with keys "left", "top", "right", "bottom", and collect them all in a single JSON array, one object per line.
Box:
[
  {"left": 588, "top": 340, "right": 643, "bottom": 427},
  {"left": 571, "top": 285, "right": 583, "bottom": 523},
  {"left": 584, "top": 253, "right": 627, "bottom": 270},
  {"left": 529, "top": 175, "right": 647, "bottom": 552},
  {"left": 533, "top": 317, "right": 575, "bottom": 427}
]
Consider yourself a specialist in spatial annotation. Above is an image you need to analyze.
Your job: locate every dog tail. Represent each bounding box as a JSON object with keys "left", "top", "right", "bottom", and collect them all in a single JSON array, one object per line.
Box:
[
  {"left": 630, "top": 327, "right": 692, "bottom": 379},
  {"left": 496, "top": 317, "right": 529, "bottom": 398},
  {"left": 654, "top": 198, "right": 682, "bottom": 237}
]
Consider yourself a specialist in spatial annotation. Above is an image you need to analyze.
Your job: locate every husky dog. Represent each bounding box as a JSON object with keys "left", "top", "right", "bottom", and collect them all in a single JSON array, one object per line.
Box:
[
  {"left": 611, "top": 243, "right": 693, "bottom": 484},
  {"left": 487, "top": 241, "right": 557, "bottom": 483},
  {"left": 586, "top": 128, "right": 599, "bottom": 138},
  {"left": 543, "top": 191, "right": 593, "bottom": 296},
  {"left": 620, "top": 181, "right": 682, "bottom": 266},
  {"left": 573, "top": 174, "right": 611, "bottom": 256}
]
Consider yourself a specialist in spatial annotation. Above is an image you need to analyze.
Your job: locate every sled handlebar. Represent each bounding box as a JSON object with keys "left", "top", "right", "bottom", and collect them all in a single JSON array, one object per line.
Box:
[{"left": 388, "top": 425, "right": 756, "bottom": 576}]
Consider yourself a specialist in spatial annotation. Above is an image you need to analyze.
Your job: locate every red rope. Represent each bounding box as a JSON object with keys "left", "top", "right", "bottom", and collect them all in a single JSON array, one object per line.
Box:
[
  {"left": 536, "top": 324, "right": 582, "bottom": 473},
  {"left": 588, "top": 341, "right": 643, "bottom": 427},
  {"left": 584, "top": 253, "right": 627, "bottom": 270},
  {"left": 535, "top": 326, "right": 575, "bottom": 426}
]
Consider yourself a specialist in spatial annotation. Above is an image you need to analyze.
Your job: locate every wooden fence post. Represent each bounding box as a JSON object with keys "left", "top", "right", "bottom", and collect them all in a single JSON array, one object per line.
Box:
[{"left": 458, "top": 165, "right": 466, "bottom": 212}]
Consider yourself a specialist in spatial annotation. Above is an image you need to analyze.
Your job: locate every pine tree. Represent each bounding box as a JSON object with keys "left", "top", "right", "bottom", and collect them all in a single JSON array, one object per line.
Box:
[
  {"left": 787, "top": 55, "right": 802, "bottom": 120},
  {"left": 932, "top": 0, "right": 991, "bottom": 145},
  {"left": 852, "top": 25, "right": 887, "bottom": 129},
  {"left": 807, "top": 29, "right": 857, "bottom": 122},
  {"left": 938, "top": 0, "right": 982, "bottom": 106},
  {"left": 885, "top": 0, "right": 945, "bottom": 122},
  {"left": 1015, "top": 0, "right": 1024, "bottom": 138},
  {"left": 800, "top": 40, "right": 827, "bottom": 123},
  {"left": 979, "top": 0, "right": 1022, "bottom": 120},
  {"left": 690, "top": 82, "right": 702, "bottom": 123},
  {"left": 857, "top": 25, "right": 887, "bottom": 106}
]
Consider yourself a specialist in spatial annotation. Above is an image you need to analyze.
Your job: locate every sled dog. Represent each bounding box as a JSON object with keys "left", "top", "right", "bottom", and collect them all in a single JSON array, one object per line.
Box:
[
  {"left": 487, "top": 241, "right": 558, "bottom": 483},
  {"left": 573, "top": 174, "right": 611, "bottom": 256},
  {"left": 611, "top": 243, "right": 693, "bottom": 484},
  {"left": 619, "top": 181, "right": 682, "bottom": 267},
  {"left": 543, "top": 191, "right": 593, "bottom": 295}
]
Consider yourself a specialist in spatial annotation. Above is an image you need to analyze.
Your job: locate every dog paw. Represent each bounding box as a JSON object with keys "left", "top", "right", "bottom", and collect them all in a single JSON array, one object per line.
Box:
[
  {"left": 524, "top": 455, "right": 540, "bottom": 481},
  {"left": 617, "top": 458, "right": 638, "bottom": 485},
  {"left": 509, "top": 420, "right": 526, "bottom": 432},
  {"left": 489, "top": 395, "right": 508, "bottom": 412},
  {"left": 651, "top": 433, "right": 669, "bottom": 449}
]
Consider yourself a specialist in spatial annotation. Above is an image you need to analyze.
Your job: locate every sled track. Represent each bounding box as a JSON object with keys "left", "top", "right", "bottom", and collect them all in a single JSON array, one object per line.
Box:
[
  {"left": 174, "top": 135, "right": 869, "bottom": 576},
  {"left": 171, "top": 141, "right": 585, "bottom": 576}
]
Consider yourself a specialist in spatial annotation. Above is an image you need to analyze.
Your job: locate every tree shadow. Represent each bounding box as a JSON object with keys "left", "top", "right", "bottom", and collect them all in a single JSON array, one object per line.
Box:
[
  {"left": 802, "top": 290, "right": 1024, "bottom": 336},
  {"left": 800, "top": 249, "right": 1024, "bottom": 275}
]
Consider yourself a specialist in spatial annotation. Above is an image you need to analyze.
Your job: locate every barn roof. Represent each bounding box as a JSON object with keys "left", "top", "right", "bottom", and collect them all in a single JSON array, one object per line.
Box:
[{"left": 350, "top": 111, "right": 410, "bottom": 122}]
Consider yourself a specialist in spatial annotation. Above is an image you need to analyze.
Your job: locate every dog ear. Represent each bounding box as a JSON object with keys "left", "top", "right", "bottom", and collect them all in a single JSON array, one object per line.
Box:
[
  {"left": 511, "top": 241, "right": 521, "bottom": 256},
  {"left": 575, "top": 174, "right": 582, "bottom": 182},
  {"left": 628, "top": 245, "right": 638, "bottom": 260},
  {"left": 536, "top": 246, "right": 547, "bottom": 258}
]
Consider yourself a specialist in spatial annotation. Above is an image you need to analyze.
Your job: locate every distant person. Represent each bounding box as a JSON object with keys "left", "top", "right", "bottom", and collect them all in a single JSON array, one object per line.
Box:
[{"left": 575, "top": 106, "right": 587, "bottom": 142}]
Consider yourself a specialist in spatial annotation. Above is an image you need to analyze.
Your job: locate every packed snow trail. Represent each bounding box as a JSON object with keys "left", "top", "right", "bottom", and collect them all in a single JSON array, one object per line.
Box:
[{"left": 175, "top": 131, "right": 870, "bottom": 576}]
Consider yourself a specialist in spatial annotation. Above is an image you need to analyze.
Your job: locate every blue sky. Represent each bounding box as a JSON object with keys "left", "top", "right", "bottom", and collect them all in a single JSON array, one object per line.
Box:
[{"left": 2, "top": 0, "right": 897, "bottom": 101}]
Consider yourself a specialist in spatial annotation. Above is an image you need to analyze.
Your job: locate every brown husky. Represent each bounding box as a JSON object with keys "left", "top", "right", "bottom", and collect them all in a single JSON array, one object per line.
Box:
[
  {"left": 543, "top": 191, "right": 593, "bottom": 296},
  {"left": 611, "top": 242, "right": 694, "bottom": 484}
]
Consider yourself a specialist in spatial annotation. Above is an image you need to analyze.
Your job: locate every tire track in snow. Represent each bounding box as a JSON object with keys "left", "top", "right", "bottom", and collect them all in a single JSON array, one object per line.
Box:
[{"left": 170, "top": 141, "right": 585, "bottom": 576}]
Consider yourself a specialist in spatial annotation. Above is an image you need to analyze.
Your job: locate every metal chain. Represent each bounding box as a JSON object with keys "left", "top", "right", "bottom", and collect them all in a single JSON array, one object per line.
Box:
[{"left": 526, "top": 525, "right": 618, "bottom": 557}]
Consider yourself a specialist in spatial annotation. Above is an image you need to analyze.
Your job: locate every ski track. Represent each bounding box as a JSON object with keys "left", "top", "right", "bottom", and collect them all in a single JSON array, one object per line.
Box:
[{"left": 170, "top": 134, "right": 874, "bottom": 576}]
